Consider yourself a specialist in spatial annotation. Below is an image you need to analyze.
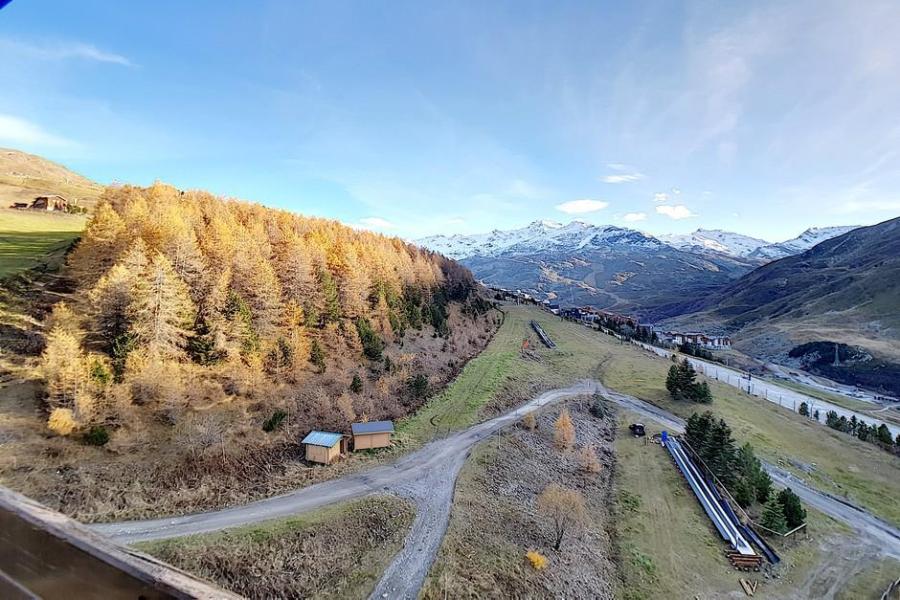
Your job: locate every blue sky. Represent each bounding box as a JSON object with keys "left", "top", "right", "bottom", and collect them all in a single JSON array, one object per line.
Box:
[{"left": 2, "top": 0, "right": 900, "bottom": 241}]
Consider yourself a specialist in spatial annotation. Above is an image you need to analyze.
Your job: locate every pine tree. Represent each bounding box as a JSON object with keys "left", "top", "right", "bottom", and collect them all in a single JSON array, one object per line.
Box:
[
  {"left": 41, "top": 327, "right": 86, "bottom": 410},
  {"left": 90, "top": 264, "right": 136, "bottom": 352},
  {"left": 776, "top": 488, "right": 806, "bottom": 529},
  {"left": 309, "top": 339, "right": 326, "bottom": 373},
  {"left": 754, "top": 470, "right": 773, "bottom": 504},
  {"left": 68, "top": 201, "right": 126, "bottom": 283},
  {"left": 876, "top": 424, "right": 893, "bottom": 446},
  {"left": 350, "top": 374, "right": 363, "bottom": 394},
  {"left": 761, "top": 496, "right": 788, "bottom": 534},
  {"left": 320, "top": 268, "right": 341, "bottom": 324},
  {"left": 129, "top": 252, "right": 195, "bottom": 358}
]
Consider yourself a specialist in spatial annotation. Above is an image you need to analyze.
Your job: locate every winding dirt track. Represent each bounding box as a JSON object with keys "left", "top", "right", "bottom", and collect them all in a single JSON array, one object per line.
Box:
[
  {"left": 94, "top": 381, "right": 600, "bottom": 599},
  {"left": 93, "top": 380, "right": 900, "bottom": 599}
]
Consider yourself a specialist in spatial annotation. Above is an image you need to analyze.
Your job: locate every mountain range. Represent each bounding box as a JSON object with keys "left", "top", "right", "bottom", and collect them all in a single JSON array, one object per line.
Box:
[
  {"left": 421, "top": 220, "right": 761, "bottom": 313},
  {"left": 421, "top": 221, "right": 858, "bottom": 263},
  {"left": 417, "top": 220, "right": 859, "bottom": 315}
]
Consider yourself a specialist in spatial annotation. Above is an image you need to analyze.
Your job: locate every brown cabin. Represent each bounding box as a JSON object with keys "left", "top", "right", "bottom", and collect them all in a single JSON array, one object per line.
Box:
[
  {"left": 301, "top": 431, "right": 344, "bottom": 464},
  {"left": 30, "top": 195, "right": 71, "bottom": 211},
  {"left": 351, "top": 421, "right": 394, "bottom": 450}
]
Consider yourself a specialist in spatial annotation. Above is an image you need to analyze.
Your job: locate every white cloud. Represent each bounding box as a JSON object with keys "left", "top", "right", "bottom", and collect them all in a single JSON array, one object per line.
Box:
[
  {"left": 653, "top": 192, "right": 669, "bottom": 203},
  {"left": 555, "top": 199, "right": 609, "bottom": 214},
  {"left": 601, "top": 163, "right": 643, "bottom": 183},
  {"left": 656, "top": 204, "right": 696, "bottom": 220},
  {"left": 0, "top": 114, "right": 75, "bottom": 148},
  {"left": 672, "top": 187, "right": 681, "bottom": 195},
  {"left": 601, "top": 173, "right": 643, "bottom": 184},
  {"left": 359, "top": 216, "right": 396, "bottom": 229},
  {"left": 1, "top": 38, "right": 133, "bottom": 66},
  {"left": 622, "top": 212, "right": 647, "bottom": 222}
]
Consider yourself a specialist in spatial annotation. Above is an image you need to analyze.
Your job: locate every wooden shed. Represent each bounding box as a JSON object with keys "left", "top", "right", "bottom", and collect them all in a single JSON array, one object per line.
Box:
[
  {"left": 351, "top": 421, "right": 394, "bottom": 450},
  {"left": 301, "top": 431, "right": 344, "bottom": 464}
]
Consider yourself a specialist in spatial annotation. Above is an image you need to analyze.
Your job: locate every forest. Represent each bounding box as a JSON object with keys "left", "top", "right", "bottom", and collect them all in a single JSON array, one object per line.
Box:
[{"left": 19, "top": 183, "right": 498, "bottom": 518}]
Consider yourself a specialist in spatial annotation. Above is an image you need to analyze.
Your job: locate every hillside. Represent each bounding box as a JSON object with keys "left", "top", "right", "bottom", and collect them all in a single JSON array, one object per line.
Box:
[
  {"left": 0, "top": 148, "right": 104, "bottom": 210},
  {"left": 419, "top": 220, "right": 758, "bottom": 312},
  {"left": 0, "top": 182, "right": 498, "bottom": 520},
  {"left": 666, "top": 217, "right": 900, "bottom": 392}
]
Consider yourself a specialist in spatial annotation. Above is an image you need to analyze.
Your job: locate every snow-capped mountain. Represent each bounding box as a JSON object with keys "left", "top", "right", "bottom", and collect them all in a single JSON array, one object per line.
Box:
[
  {"left": 417, "top": 220, "right": 663, "bottom": 260},
  {"left": 656, "top": 229, "right": 770, "bottom": 259},
  {"left": 749, "top": 226, "right": 860, "bottom": 260},
  {"left": 418, "top": 220, "right": 758, "bottom": 317}
]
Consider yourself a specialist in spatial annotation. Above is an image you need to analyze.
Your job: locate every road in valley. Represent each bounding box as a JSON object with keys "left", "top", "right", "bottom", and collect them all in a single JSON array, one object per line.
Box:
[
  {"left": 93, "top": 380, "right": 900, "bottom": 599},
  {"left": 635, "top": 342, "right": 900, "bottom": 438}
]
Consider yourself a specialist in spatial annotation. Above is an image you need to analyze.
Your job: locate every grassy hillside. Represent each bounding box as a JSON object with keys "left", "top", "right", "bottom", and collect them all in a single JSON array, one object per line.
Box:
[
  {"left": 0, "top": 181, "right": 499, "bottom": 522},
  {"left": 0, "top": 148, "right": 104, "bottom": 211},
  {"left": 665, "top": 218, "right": 900, "bottom": 391},
  {"left": 407, "top": 306, "right": 900, "bottom": 525},
  {"left": 0, "top": 209, "right": 86, "bottom": 278}
]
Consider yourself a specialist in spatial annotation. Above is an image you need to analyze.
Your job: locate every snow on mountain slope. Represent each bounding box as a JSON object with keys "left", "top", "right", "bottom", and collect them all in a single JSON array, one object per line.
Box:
[
  {"left": 749, "top": 226, "right": 860, "bottom": 260},
  {"left": 656, "top": 229, "right": 770, "bottom": 258},
  {"left": 417, "top": 220, "right": 663, "bottom": 259}
]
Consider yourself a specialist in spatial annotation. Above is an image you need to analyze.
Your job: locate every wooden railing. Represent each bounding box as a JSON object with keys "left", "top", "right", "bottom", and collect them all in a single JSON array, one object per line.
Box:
[{"left": 0, "top": 486, "right": 239, "bottom": 599}]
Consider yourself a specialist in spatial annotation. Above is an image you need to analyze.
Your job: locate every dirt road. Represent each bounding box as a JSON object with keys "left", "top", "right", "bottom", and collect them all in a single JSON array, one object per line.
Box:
[
  {"left": 94, "top": 379, "right": 900, "bottom": 599},
  {"left": 94, "top": 381, "right": 601, "bottom": 599}
]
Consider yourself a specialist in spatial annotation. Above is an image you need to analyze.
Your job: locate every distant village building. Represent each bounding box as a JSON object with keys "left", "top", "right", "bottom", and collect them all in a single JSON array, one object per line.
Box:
[
  {"left": 301, "top": 431, "right": 345, "bottom": 464},
  {"left": 29, "top": 195, "right": 72, "bottom": 212},
  {"left": 351, "top": 420, "right": 394, "bottom": 450},
  {"left": 663, "top": 331, "right": 732, "bottom": 349}
]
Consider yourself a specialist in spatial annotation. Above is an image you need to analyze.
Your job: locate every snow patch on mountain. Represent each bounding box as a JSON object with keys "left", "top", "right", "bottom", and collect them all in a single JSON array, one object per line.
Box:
[
  {"left": 657, "top": 229, "right": 770, "bottom": 258},
  {"left": 417, "top": 220, "right": 663, "bottom": 259},
  {"left": 750, "top": 226, "right": 860, "bottom": 260}
]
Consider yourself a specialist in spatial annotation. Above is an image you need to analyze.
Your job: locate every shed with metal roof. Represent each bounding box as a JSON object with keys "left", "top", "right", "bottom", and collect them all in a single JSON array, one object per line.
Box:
[
  {"left": 351, "top": 420, "right": 394, "bottom": 451},
  {"left": 301, "top": 431, "right": 344, "bottom": 464}
]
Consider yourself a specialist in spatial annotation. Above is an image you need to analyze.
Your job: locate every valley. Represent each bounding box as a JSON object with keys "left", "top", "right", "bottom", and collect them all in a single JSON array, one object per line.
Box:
[{"left": 4, "top": 3, "right": 900, "bottom": 598}]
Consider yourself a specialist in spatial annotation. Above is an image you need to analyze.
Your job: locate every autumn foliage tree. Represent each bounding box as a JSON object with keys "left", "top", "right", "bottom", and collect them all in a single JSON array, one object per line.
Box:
[
  {"left": 48, "top": 182, "right": 478, "bottom": 437},
  {"left": 537, "top": 483, "right": 587, "bottom": 550},
  {"left": 554, "top": 407, "right": 575, "bottom": 450}
]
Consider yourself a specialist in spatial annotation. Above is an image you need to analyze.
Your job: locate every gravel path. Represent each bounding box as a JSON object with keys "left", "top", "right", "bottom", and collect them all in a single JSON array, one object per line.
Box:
[
  {"left": 93, "top": 378, "right": 900, "bottom": 599},
  {"left": 93, "top": 381, "right": 600, "bottom": 599}
]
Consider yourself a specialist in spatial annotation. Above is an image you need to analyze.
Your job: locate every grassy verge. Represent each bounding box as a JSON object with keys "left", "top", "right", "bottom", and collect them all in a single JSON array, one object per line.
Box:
[
  {"left": 400, "top": 306, "right": 900, "bottom": 526},
  {"left": 422, "top": 399, "right": 617, "bottom": 599},
  {"left": 135, "top": 496, "right": 414, "bottom": 600},
  {"left": 397, "top": 305, "right": 608, "bottom": 444},
  {"left": 612, "top": 411, "right": 842, "bottom": 599},
  {"left": 0, "top": 209, "right": 85, "bottom": 277}
]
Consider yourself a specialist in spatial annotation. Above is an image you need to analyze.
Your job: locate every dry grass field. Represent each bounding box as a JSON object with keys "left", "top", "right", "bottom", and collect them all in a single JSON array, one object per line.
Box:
[
  {"left": 136, "top": 496, "right": 414, "bottom": 600},
  {"left": 0, "top": 209, "right": 85, "bottom": 278}
]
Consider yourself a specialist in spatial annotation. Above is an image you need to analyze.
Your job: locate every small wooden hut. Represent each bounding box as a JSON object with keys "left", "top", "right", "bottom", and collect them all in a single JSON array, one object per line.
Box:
[
  {"left": 351, "top": 421, "right": 394, "bottom": 450},
  {"left": 301, "top": 431, "right": 343, "bottom": 464}
]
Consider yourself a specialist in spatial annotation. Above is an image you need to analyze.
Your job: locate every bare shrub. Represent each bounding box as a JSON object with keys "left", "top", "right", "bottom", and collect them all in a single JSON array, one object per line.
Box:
[
  {"left": 537, "top": 483, "right": 587, "bottom": 550},
  {"left": 578, "top": 444, "right": 602, "bottom": 474},
  {"left": 521, "top": 412, "right": 537, "bottom": 431},
  {"left": 48, "top": 408, "right": 77, "bottom": 436}
]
